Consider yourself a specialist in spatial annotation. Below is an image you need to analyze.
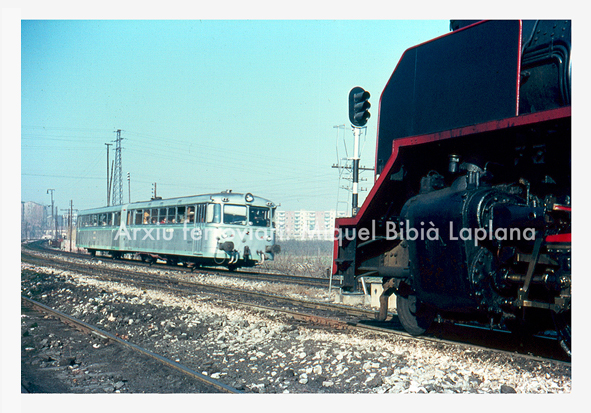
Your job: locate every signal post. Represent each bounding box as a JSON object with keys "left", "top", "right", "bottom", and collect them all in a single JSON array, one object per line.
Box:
[{"left": 348, "top": 87, "right": 371, "bottom": 216}]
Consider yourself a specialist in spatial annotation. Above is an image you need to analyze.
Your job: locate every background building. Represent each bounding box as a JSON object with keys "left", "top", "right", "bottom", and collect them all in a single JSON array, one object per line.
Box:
[
  {"left": 21, "top": 201, "right": 47, "bottom": 240},
  {"left": 275, "top": 210, "right": 345, "bottom": 241}
]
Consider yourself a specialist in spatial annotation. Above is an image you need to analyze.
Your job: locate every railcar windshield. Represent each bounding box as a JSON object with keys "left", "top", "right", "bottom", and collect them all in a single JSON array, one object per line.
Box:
[
  {"left": 223, "top": 204, "right": 247, "bottom": 225},
  {"left": 249, "top": 206, "right": 271, "bottom": 227}
]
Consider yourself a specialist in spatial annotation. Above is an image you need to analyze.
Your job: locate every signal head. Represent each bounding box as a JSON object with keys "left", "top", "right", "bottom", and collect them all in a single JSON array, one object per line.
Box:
[{"left": 348, "top": 86, "right": 371, "bottom": 127}]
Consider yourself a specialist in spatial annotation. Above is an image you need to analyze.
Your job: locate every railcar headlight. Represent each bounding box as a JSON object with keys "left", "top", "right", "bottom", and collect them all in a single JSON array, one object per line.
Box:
[{"left": 245, "top": 193, "right": 254, "bottom": 202}]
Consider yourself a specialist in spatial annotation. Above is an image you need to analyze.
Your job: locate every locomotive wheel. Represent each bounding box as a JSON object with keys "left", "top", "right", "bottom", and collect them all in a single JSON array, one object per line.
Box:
[{"left": 396, "top": 294, "right": 434, "bottom": 336}]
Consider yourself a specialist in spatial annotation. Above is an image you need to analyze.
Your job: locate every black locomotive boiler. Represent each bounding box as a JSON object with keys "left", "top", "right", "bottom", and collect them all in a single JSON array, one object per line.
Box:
[{"left": 333, "top": 20, "right": 571, "bottom": 353}]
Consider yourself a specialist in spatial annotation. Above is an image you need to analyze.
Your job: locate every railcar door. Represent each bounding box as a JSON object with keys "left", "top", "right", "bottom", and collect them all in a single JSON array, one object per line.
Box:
[
  {"left": 191, "top": 203, "right": 207, "bottom": 254},
  {"left": 175, "top": 205, "right": 192, "bottom": 257},
  {"left": 110, "top": 210, "right": 122, "bottom": 252},
  {"left": 118, "top": 209, "right": 131, "bottom": 252}
]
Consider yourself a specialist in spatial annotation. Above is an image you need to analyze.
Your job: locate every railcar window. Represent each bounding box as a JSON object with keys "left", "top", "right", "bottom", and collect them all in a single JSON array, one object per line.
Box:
[
  {"left": 223, "top": 205, "right": 247, "bottom": 225},
  {"left": 177, "top": 206, "right": 186, "bottom": 223},
  {"left": 135, "top": 210, "right": 144, "bottom": 225},
  {"left": 149, "top": 208, "right": 157, "bottom": 224},
  {"left": 166, "top": 207, "right": 176, "bottom": 224},
  {"left": 114, "top": 212, "right": 121, "bottom": 226},
  {"left": 249, "top": 206, "right": 270, "bottom": 227},
  {"left": 91, "top": 214, "right": 98, "bottom": 226},
  {"left": 158, "top": 208, "right": 167, "bottom": 224},
  {"left": 187, "top": 206, "right": 195, "bottom": 224},
  {"left": 206, "top": 203, "right": 221, "bottom": 223},
  {"left": 195, "top": 205, "right": 203, "bottom": 222}
]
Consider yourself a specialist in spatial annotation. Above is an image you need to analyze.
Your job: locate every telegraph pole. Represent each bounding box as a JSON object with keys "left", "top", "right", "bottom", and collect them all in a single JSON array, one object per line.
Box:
[
  {"left": 68, "top": 200, "right": 78, "bottom": 252},
  {"left": 60, "top": 201, "right": 77, "bottom": 252},
  {"left": 69, "top": 200, "right": 73, "bottom": 252},
  {"left": 55, "top": 204, "right": 59, "bottom": 238},
  {"left": 331, "top": 148, "right": 373, "bottom": 215},
  {"left": 109, "top": 160, "right": 114, "bottom": 204},
  {"left": 127, "top": 172, "right": 131, "bottom": 203},
  {"left": 105, "top": 142, "right": 112, "bottom": 206},
  {"left": 47, "top": 189, "right": 55, "bottom": 239}
]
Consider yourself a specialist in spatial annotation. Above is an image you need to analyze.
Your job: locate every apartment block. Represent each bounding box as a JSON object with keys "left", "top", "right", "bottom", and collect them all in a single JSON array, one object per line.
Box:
[{"left": 275, "top": 210, "right": 345, "bottom": 241}]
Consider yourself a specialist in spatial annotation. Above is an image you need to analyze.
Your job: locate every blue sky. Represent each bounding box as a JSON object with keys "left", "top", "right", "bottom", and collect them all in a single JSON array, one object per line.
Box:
[{"left": 21, "top": 19, "right": 450, "bottom": 213}]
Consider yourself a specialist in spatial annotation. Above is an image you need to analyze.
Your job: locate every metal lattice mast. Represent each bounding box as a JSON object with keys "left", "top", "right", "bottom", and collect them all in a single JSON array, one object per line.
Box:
[{"left": 112, "top": 129, "right": 124, "bottom": 205}]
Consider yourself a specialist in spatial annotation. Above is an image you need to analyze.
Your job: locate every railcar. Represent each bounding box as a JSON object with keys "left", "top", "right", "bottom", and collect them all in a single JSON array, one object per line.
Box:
[
  {"left": 77, "top": 191, "right": 280, "bottom": 270},
  {"left": 333, "top": 20, "right": 571, "bottom": 352}
]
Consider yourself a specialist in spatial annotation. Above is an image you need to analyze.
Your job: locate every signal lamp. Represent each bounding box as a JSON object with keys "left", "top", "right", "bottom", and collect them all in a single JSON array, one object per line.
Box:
[{"left": 349, "top": 86, "right": 371, "bottom": 127}]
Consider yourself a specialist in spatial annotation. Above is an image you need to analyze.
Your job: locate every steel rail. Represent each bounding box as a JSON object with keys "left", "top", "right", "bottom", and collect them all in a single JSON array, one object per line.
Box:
[
  {"left": 23, "top": 247, "right": 569, "bottom": 363},
  {"left": 22, "top": 248, "right": 373, "bottom": 318},
  {"left": 21, "top": 296, "right": 242, "bottom": 394},
  {"left": 85, "top": 265, "right": 569, "bottom": 363},
  {"left": 194, "top": 293, "right": 571, "bottom": 366},
  {"left": 24, "top": 240, "right": 340, "bottom": 288}
]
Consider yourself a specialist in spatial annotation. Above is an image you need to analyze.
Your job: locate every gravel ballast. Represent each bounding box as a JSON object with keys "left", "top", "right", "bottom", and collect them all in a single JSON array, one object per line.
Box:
[{"left": 21, "top": 256, "right": 571, "bottom": 394}]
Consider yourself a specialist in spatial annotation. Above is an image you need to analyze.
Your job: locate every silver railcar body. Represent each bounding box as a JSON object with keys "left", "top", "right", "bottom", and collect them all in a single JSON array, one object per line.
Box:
[{"left": 76, "top": 192, "right": 279, "bottom": 269}]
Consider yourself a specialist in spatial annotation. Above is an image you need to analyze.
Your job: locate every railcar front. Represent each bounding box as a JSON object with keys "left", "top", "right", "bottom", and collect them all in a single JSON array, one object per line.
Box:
[{"left": 202, "top": 192, "right": 280, "bottom": 270}]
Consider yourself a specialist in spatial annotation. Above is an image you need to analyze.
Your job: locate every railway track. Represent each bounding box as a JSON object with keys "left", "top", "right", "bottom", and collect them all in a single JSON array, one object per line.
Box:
[
  {"left": 21, "top": 247, "right": 371, "bottom": 321},
  {"left": 21, "top": 296, "right": 241, "bottom": 393},
  {"left": 21, "top": 246, "right": 571, "bottom": 393},
  {"left": 22, "top": 243, "right": 569, "bottom": 363},
  {"left": 24, "top": 240, "right": 339, "bottom": 288}
]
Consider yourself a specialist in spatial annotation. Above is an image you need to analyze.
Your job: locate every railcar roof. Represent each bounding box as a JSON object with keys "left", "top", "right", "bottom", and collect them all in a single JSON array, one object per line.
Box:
[{"left": 79, "top": 192, "right": 276, "bottom": 215}]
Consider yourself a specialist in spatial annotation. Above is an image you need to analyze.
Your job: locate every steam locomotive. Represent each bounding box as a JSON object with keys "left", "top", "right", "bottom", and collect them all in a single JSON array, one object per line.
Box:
[{"left": 333, "top": 21, "right": 571, "bottom": 353}]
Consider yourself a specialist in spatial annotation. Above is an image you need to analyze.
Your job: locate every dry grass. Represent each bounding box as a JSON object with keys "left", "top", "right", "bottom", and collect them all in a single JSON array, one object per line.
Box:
[
  {"left": 259, "top": 240, "right": 333, "bottom": 278},
  {"left": 261, "top": 253, "right": 331, "bottom": 278}
]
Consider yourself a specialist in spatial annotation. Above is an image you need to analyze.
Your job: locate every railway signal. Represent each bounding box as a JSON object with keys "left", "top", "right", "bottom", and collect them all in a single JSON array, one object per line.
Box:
[
  {"left": 347, "top": 87, "right": 371, "bottom": 215},
  {"left": 348, "top": 86, "right": 371, "bottom": 127}
]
